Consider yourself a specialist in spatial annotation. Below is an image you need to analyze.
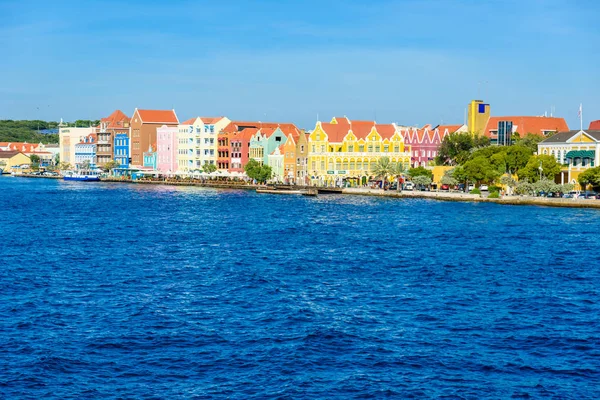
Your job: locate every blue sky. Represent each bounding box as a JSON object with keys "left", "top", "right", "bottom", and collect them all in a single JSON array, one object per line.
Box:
[{"left": 1, "top": 0, "right": 598, "bottom": 129}]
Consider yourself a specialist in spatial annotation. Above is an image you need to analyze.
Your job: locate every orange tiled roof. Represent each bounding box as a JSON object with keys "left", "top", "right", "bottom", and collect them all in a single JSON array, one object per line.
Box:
[
  {"left": 0, "top": 142, "right": 42, "bottom": 152},
  {"left": 436, "top": 125, "right": 462, "bottom": 135},
  {"left": 483, "top": 116, "right": 569, "bottom": 138},
  {"left": 200, "top": 117, "right": 224, "bottom": 124},
  {"left": 101, "top": 110, "right": 130, "bottom": 129},
  {"left": 137, "top": 109, "right": 179, "bottom": 124},
  {"left": 181, "top": 118, "right": 197, "bottom": 125},
  {"left": 589, "top": 120, "right": 600, "bottom": 130}
]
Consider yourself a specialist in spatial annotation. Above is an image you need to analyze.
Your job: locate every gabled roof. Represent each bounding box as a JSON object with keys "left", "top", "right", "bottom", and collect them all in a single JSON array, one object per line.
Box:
[
  {"left": 542, "top": 130, "right": 600, "bottom": 143},
  {"left": 319, "top": 119, "right": 398, "bottom": 142},
  {"left": 200, "top": 117, "right": 224, "bottom": 124},
  {"left": 101, "top": 110, "right": 130, "bottom": 129},
  {"left": 136, "top": 109, "right": 179, "bottom": 124},
  {"left": 181, "top": 117, "right": 198, "bottom": 125},
  {"left": 0, "top": 142, "right": 42, "bottom": 153},
  {"left": 0, "top": 150, "right": 24, "bottom": 158},
  {"left": 589, "top": 120, "right": 600, "bottom": 130},
  {"left": 483, "top": 116, "right": 569, "bottom": 138}
]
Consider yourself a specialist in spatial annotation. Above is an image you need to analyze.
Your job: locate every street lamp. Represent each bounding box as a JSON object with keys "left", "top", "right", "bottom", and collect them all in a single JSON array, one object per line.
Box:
[{"left": 538, "top": 161, "right": 543, "bottom": 181}]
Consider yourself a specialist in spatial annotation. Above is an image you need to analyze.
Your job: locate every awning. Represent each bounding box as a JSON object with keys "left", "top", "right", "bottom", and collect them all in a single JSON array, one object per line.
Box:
[{"left": 566, "top": 150, "right": 595, "bottom": 159}]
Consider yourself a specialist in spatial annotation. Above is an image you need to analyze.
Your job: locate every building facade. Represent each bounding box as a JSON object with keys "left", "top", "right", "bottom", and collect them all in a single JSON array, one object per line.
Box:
[
  {"left": 308, "top": 117, "right": 411, "bottom": 186},
  {"left": 74, "top": 133, "right": 97, "bottom": 168},
  {"left": 114, "top": 133, "right": 129, "bottom": 168},
  {"left": 403, "top": 124, "right": 467, "bottom": 167},
  {"left": 59, "top": 127, "right": 95, "bottom": 167},
  {"left": 176, "top": 117, "right": 230, "bottom": 172},
  {"left": 483, "top": 116, "right": 569, "bottom": 144},
  {"left": 97, "top": 110, "right": 130, "bottom": 166},
  {"left": 249, "top": 127, "right": 288, "bottom": 166},
  {"left": 143, "top": 145, "right": 157, "bottom": 170},
  {"left": 539, "top": 129, "right": 600, "bottom": 187},
  {"left": 157, "top": 125, "right": 178, "bottom": 174},
  {"left": 130, "top": 109, "right": 179, "bottom": 167},
  {"left": 467, "top": 100, "right": 490, "bottom": 135},
  {"left": 0, "top": 151, "right": 31, "bottom": 172},
  {"left": 267, "top": 145, "right": 285, "bottom": 182}
]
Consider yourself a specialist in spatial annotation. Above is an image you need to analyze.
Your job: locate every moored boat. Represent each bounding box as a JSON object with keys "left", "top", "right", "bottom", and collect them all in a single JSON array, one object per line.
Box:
[{"left": 63, "top": 170, "right": 101, "bottom": 182}]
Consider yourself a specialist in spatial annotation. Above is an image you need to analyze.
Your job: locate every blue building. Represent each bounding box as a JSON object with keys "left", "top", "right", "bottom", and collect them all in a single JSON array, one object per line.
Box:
[
  {"left": 143, "top": 145, "right": 157, "bottom": 170},
  {"left": 114, "top": 133, "right": 129, "bottom": 168}
]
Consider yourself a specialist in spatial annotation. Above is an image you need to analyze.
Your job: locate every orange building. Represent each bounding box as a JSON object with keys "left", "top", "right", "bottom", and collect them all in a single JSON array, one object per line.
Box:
[{"left": 130, "top": 109, "right": 179, "bottom": 167}]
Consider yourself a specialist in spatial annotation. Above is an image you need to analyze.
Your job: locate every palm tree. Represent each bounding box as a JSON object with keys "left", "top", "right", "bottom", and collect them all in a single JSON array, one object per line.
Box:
[
  {"left": 390, "top": 161, "right": 406, "bottom": 191},
  {"left": 372, "top": 157, "right": 393, "bottom": 189}
]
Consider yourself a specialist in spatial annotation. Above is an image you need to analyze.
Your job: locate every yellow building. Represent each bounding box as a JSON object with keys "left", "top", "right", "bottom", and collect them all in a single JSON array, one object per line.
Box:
[
  {"left": 0, "top": 151, "right": 32, "bottom": 173},
  {"left": 538, "top": 129, "right": 600, "bottom": 188},
  {"left": 308, "top": 117, "right": 411, "bottom": 186},
  {"left": 467, "top": 100, "right": 490, "bottom": 136}
]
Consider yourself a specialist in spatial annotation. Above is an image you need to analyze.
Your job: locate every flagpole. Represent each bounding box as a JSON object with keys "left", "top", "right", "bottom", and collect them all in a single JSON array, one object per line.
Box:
[{"left": 580, "top": 103, "right": 583, "bottom": 132}]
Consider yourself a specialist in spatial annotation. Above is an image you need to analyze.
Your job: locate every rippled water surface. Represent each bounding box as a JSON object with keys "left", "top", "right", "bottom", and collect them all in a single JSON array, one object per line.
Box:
[{"left": 1, "top": 177, "right": 599, "bottom": 399}]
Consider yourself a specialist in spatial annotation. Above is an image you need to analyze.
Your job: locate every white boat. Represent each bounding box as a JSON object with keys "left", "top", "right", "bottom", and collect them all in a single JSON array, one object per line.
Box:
[{"left": 63, "top": 170, "right": 101, "bottom": 182}]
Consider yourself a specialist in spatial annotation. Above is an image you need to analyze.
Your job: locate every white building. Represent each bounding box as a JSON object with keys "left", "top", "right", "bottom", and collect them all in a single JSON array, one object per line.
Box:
[
  {"left": 74, "top": 134, "right": 97, "bottom": 168},
  {"left": 59, "top": 126, "right": 95, "bottom": 166},
  {"left": 176, "top": 117, "right": 230, "bottom": 172}
]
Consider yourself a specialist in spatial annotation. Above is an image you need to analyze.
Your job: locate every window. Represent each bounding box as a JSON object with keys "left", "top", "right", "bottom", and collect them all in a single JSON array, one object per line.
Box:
[
  {"left": 321, "top": 161, "right": 325, "bottom": 170},
  {"left": 350, "top": 161, "right": 355, "bottom": 170},
  {"left": 343, "top": 160, "right": 348, "bottom": 170},
  {"left": 394, "top": 146, "right": 399, "bottom": 153},
  {"left": 312, "top": 161, "right": 316, "bottom": 170},
  {"left": 321, "top": 145, "right": 325, "bottom": 152},
  {"left": 348, "top": 145, "right": 354, "bottom": 152},
  {"left": 359, "top": 145, "right": 364, "bottom": 152},
  {"left": 335, "top": 161, "right": 341, "bottom": 170},
  {"left": 375, "top": 146, "right": 380, "bottom": 152},
  {"left": 276, "top": 137, "right": 281, "bottom": 142},
  {"left": 383, "top": 145, "right": 389, "bottom": 152},
  {"left": 301, "top": 145, "right": 304, "bottom": 152},
  {"left": 368, "top": 145, "right": 373, "bottom": 152}
]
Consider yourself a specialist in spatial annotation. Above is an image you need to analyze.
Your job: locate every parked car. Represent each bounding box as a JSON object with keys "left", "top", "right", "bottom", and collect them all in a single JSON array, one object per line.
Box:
[
  {"left": 468, "top": 184, "right": 475, "bottom": 191},
  {"left": 480, "top": 184, "right": 489, "bottom": 191},
  {"left": 457, "top": 183, "right": 465, "bottom": 192},
  {"left": 404, "top": 182, "right": 414, "bottom": 191},
  {"left": 441, "top": 184, "right": 450, "bottom": 191},
  {"left": 583, "top": 191, "right": 597, "bottom": 199}
]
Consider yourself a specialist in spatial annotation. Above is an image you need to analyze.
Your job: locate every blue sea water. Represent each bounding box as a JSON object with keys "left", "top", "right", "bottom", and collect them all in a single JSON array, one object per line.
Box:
[{"left": 0, "top": 177, "right": 599, "bottom": 399}]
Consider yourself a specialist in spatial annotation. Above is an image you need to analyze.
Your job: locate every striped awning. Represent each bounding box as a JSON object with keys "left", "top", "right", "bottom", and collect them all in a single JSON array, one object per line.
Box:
[{"left": 565, "top": 150, "right": 595, "bottom": 159}]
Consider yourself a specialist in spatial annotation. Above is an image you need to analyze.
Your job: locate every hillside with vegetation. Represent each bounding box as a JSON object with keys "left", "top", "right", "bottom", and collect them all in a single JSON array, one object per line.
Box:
[{"left": 0, "top": 120, "right": 100, "bottom": 144}]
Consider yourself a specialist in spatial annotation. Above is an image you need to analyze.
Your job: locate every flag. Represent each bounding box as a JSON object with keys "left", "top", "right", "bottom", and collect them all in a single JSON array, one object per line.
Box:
[{"left": 578, "top": 104, "right": 582, "bottom": 118}]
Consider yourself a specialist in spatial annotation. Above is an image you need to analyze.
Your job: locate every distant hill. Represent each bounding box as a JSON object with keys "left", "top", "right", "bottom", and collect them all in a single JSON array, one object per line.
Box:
[{"left": 0, "top": 120, "right": 100, "bottom": 144}]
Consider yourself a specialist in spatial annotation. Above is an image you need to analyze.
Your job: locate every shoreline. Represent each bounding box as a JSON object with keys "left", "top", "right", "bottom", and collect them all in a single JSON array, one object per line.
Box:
[{"left": 8, "top": 174, "right": 600, "bottom": 209}]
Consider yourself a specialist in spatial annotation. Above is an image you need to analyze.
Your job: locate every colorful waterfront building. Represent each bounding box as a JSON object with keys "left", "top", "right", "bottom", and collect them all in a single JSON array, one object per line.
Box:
[
  {"left": 130, "top": 109, "right": 179, "bottom": 167},
  {"left": 143, "top": 144, "right": 157, "bottom": 170},
  {"left": 114, "top": 133, "right": 129, "bottom": 168},
  {"left": 59, "top": 127, "right": 96, "bottom": 167},
  {"left": 403, "top": 124, "right": 467, "bottom": 167},
  {"left": 267, "top": 145, "right": 285, "bottom": 182},
  {"left": 0, "top": 150, "right": 31, "bottom": 172},
  {"left": 483, "top": 116, "right": 569, "bottom": 145},
  {"left": 0, "top": 142, "right": 56, "bottom": 166},
  {"left": 307, "top": 117, "right": 411, "bottom": 186},
  {"left": 96, "top": 110, "right": 130, "bottom": 166},
  {"left": 467, "top": 99, "right": 491, "bottom": 135},
  {"left": 74, "top": 133, "right": 97, "bottom": 168},
  {"left": 538, "top": 129, "right": 600, "bottom": 187},
  {"left": 176, "top": 117, "right": 231, "bottom": 172},
  {"left": 217, "top": 121, "right": 300, "bottom": 173},
  {"left": 157, "top": 125, "right": 178, "bottom": 174},
  {"left": 282, "top": 130, "right": 309, "bottom": 185},
  {"left": 249, "top": 127, "right": 289, "bottom": 166}
]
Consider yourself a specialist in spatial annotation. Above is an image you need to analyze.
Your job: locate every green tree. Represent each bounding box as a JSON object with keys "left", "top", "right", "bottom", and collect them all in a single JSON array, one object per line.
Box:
[
  {"left": 515, "top": 133, "right": 545, "bottom": 152},
  {"left": 390, "top": 162, "right": 406, "bottom": 191},
  {"left": 372, "top": 157, "right": 393, "bottom": 188},
  {"left": 578, "top": 166, "right": 600, "bottom": 191},
  {"left": 504, "top": 145, "right": 533, "bottom": 174},
  {"left": 436, "top": 132, "right": 478, "bottom": 166},
  {"left": 102, "top": 160, "right": 120, "bottom": 172},
  {"left": 500, "top": 175, "right": 517, "bottom": 195},
  {"left": 202, "top": 163, "right": 217, "bottom": 174},
  {"left": 517, "top": 155, "right": 561, "bottom": 183},
  {"left": 440, "top": 169, "right": 458, "bottom": 186},
  {"left": 408, "top": 166, "right": 433, "bottom": 179},
  {"left": 58, "top": 162, "right": 72, "bottom": 171},
  {"left": 244, "top": 159, "right": 272, "bottom": 183},
  {"left": 412, "top": 175, "right": 432, "bottom": 189},
  {"left": 460, "top": 156, "right": 501, "bottom": 185},
  {"left": 29, "top": 154, "right": 40, "bottom": 165}
]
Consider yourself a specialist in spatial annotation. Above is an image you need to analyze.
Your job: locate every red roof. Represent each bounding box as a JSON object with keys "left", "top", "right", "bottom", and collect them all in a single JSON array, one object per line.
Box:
[
  {"left": 483, "top": 116, "right": 569, "bottom": 138},
  {"left": 181, "top": 118, "right": 197, "bottom": 125},
  {"left": 101, "top": 110, "right": 130, "bottom": 129},
  {"left": 136, "top": 109, "right": 179, "bottom": 124},
  {"left": 0, "top": 142, "right": 42, "bottom": 153},
  {"left": 589, "top": 120, "right": 600, "bottom": 130},
  {"left": 320, "top": 119, "right": 398, "bottom": 142},
  {"left": 200, "top": 117, "right": 224, "bottom": 124}
]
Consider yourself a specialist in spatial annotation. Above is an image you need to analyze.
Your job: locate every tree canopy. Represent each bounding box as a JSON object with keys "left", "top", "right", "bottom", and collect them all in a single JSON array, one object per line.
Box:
[
  {"left": 517, "top": 155, "right": 561, "bottom": 183},
  {"left": 435, "top": 132, "right": 490, "bottom": 166},
  {"left": 454, "top": 156, "right": 501, "bottom": 184},
  {"left": 408, "top": 166, "right": 433, "bottom": 179},
  {"left": 244, "top": 159, "right": 272, "bottom": 183},
  {"left": 202, "top": 163, "right": 217, "bottom": 174},
  {"left": 578, "top": 166, "right": 600, "bottom": 190}
]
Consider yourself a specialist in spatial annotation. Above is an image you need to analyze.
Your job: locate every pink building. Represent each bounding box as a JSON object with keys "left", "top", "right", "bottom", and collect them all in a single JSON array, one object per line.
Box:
[
  {"left": 157, "top": 125, "right": 178, "bottom": 174},
  {"left": 403, "top": 124, "right": 466, "bottom": 167}
]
